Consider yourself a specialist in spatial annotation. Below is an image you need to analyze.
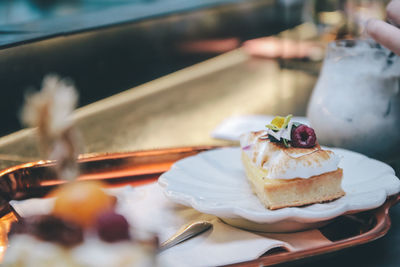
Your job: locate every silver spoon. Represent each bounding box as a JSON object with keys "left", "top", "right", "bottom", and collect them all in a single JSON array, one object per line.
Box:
[{"left": 158, "top": 221, "right": 213, "bottom": 252}]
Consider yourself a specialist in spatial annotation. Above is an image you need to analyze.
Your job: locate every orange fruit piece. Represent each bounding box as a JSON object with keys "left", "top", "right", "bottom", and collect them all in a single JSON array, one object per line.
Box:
[{"left": 51, "top": 181, "right": 114, "bottom": 228}]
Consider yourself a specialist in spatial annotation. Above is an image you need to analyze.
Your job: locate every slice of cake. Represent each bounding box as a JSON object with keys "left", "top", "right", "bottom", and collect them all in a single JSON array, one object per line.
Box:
[{"left": 240, "top": 115, "right": 345, "bottom": 210}]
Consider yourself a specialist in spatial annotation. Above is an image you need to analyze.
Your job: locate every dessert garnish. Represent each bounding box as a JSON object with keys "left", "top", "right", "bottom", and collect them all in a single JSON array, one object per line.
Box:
[
  {"left": 291, "top": 124, "right": 317, "bottom": 148},
  {"left": 51, "top": 181, "right": 115, "bottom": 228},
  {"left": 96, "top": 210, "right": 131, "bottom": 242},
  {"left": 263, "top": 114, "right": 316, "bottom": 148},
  {"left": 21, "top": 75, "right": 80, "bottom": 181},
  {"left": 9, "top": 186, "right": 133, "bottom": 246},
  {"left": 8, "top": 211, "right": 135, "bottom": 248},
  {"left": 10, "top": 215, "right": 83, "bottom": 247}
]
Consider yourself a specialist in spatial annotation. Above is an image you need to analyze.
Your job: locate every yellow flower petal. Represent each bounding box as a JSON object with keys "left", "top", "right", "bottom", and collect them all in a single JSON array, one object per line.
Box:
[{"left": 271, "top": 116, "right": 285, "bottom": 128}]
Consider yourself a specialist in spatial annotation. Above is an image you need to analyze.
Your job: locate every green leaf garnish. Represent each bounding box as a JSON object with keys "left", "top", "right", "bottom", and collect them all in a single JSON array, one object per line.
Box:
[
  {"left": 282, "top": 138, "right": 290, "bottom": 148},
  {"left": 281, "top": 114, "right": 293, "bottom": 129}
]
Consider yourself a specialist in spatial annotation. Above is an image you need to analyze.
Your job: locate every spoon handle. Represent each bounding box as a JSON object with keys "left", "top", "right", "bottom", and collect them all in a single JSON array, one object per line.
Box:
[{"left": 159, "top": 221, "right": 213, "bottom": 252}]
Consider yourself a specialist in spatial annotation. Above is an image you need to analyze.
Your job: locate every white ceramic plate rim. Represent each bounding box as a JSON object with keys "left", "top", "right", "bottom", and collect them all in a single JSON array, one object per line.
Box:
[{"left": 158, "top": 147, "right": 400, "bottom": 224}]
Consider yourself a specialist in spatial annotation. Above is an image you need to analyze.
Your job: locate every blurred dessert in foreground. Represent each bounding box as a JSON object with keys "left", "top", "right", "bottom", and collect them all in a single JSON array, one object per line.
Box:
[
  {"left": 240, "top": 115, "right": 345, "bottom": 210},
  {"left": 4, "top": 75, "right": 157, "bottom": 267},
  {"left": 4, "top": 181, "right": 157, "bottom": 267}
]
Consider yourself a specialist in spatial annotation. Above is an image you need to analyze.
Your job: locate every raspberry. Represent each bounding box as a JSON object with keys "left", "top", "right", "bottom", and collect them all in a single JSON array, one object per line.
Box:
[
  {"left": 96, "top": 211, "right": 130, "bottom": 242},
  {"left": 291, "top": 124, "right": 316, "bottom": 148}
]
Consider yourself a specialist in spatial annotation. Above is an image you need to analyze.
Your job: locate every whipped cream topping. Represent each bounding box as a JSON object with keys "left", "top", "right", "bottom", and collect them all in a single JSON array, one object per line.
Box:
[{"left": 240, "top": 131, "right": 340, "bottom": 179}]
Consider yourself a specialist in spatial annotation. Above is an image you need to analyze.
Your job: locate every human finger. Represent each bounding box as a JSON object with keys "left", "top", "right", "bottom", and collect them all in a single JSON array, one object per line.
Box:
[
  {"left": 367, "top": 19, "right": 400, "bottom": 55},
  {"left": 387, "top": 0, "right": 400, "bottom": 27}
]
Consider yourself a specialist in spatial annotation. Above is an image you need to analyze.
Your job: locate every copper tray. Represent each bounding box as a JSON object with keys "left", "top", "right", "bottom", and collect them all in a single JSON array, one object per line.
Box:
[{"left": 0, "top": 146, "right": 398, "bottom": 266}]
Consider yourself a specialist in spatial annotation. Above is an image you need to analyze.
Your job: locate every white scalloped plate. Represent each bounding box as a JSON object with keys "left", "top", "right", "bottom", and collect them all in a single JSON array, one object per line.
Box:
[{"left": 158, "top": 147, "right": 400, "bottom": 232}]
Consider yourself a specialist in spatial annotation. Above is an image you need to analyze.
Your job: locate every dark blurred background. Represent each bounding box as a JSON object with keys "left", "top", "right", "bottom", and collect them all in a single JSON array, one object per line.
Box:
[{"left": 0, "top": 0, "right": 388, "bottom": 137}]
